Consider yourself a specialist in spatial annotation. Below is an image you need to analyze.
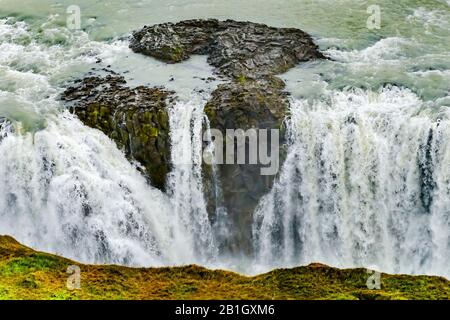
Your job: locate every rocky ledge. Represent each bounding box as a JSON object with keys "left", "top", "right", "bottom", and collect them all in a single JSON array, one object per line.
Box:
[
  {"left": 0, "top": 235, "right": 449, "bottom": 300},
  {"left": 63, "top": 20, "right": 325, "bottom": 253},
  {"left": 130, "top": 19, "right": 325, "bottom": 79},
  {"left": 203, "top": 75, "right": 289, "bottom": 252},
  {"left": 63, "top": 74, "right": 173, "bottom": 190},
  {"left": 129, "top": 19, "right": 325, "bottom": 252}
]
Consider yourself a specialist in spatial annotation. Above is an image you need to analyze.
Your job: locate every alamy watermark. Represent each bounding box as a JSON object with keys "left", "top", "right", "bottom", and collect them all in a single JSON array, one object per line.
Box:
[
  {"left": 366, "top": 268, "right": 381, "bottom": 290},
  {"left": 205, "top": 128, "right": 279, "bottom": 176},
  {"left": 67, "top": 5, "right": 81, "bottom": 30},
  {"left": 367, "top": 5, "right": 381, "bottom": 29},
  {"left": 171, "top": 128, "right": 280, "bottom": 176},
  {"left": 66, "top": 265, "right": 81, "bottom": 290}
]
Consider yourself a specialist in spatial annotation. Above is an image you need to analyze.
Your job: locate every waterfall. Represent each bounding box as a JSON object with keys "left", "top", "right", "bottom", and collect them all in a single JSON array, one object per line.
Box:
[
  {"left": 0, "top": 18, "right": 219, "bottom": 268},
  {"left": 1, "top": 7, "right": 450, "bottom": 278},
  {"left": 203, "top": 116, "right": 232, "bottom": 254},
  {"left": 166, "top": 99, "right": 218, "bottom": 263},
  {"left": 0, "top": 98, "right": 226, "bottom": 268},
  {"left": 252, "top": 86, "right": 450, "bottom": 277},
  {"left": 0, "top": 113, "right": 202, "bottom": 266}
]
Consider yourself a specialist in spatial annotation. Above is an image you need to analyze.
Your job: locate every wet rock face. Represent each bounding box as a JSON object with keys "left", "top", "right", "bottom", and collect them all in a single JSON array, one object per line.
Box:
[
  {"left": 131, "top": 18, "right": 325, "bottom": 253},
  {"left": 130, "top": 19, "right": 220, "bottom": 64},
  {"left": 66, "top": 19, "right": 324, "bottom": 255},
  {"left": 205, "top": 76, "right": 288, "bottom": 130},
  {"left": 62, "top": 75, "right": 173, "bottom": 190},
  {"left": 130, "top": 19, "right": 325, "bottom": 78},
  {"left": 203, "top": 76, "right": 289, "bottom": 253}
]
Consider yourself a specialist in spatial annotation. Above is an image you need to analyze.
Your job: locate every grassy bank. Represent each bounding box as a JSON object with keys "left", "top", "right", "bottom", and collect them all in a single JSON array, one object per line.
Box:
[{"left": 0, "top": 235, "right": 448, "bottom": 300}]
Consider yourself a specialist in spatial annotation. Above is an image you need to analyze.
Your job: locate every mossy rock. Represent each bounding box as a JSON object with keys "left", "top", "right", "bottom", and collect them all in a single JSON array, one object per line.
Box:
[{"left": 62, "top": 74, "right": 174, "bottom": 190}]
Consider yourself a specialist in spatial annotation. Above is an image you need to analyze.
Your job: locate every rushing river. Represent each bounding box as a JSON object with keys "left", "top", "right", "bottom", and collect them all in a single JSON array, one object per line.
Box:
[{"left": 0, "top": 0, "right": 449, "bottom": 276}]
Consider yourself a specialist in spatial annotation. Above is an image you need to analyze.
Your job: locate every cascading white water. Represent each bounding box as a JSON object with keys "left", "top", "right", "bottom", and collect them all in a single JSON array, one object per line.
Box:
[
  {"left": 0, "top": 118, "right": 13, "bottom": 141},
  {"left": 0, "top": 113, "right": 197, "bottom": 266},
  {"left": 0, "top": 97, "right": 224, "bottom": 269},
  {"left": 0, "top": 18, "right": 219, "bottom": 268},
  {"left": 166, "top": 99, "right": 218, "bottom": 263},
  {"left": 202, "top": 116, "right": 232, "bottom": 253},
  {"left": 253, "top": 86, "right": 450, "bottom": 277}
]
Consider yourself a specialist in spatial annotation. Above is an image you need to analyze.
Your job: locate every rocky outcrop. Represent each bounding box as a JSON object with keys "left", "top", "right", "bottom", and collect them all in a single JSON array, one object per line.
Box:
[
  {"left": 62, "top": 74, "right": 173, "bottom": 190},
  {"left": 64, "top": 19, "right": 324, "bottom": 254},
  {"left": 204, "top": 76, "right": 288, "bottom": 130},
  {"left": 203, "top": 76, "right": 289, "bottom": 253},
  {"left": 130, "top": 19, "right": 324, "bottom": 252},
  {"left": 130, "top": 19, "right": 325, "bottom": 79}
]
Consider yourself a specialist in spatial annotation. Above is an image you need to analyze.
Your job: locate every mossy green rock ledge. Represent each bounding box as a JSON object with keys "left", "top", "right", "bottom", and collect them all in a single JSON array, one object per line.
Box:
[
  {"left": 63, "top": 74, "right": 173, "bottom": 190},
  {"left": 0, "top": 235, "right": 449, "bottom": 300}
]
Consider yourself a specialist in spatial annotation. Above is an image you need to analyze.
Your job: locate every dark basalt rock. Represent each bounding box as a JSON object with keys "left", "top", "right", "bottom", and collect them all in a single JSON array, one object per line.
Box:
[
  {"left": 203, "top": 76, "right": 289, "bottom": 253},
  {"left": 66, "top": 19, "right": 324, "bottom": 255},
  {"left": 62, "top": 75, "right": 174, "bottom": 190},
  {"left": 130, "top": 19, "right": 325, "bottom": 79},
  {"left": 204, "top": 76, "right": 288, "bottom": 129},
  {"left": 122, "top": 19, "right": 326, "bottom": 253}
]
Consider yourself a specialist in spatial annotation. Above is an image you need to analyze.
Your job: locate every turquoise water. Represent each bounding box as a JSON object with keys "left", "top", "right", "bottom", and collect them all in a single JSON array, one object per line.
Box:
[{"left": 0, "top": 0, "right": 448, "bottom": 126}]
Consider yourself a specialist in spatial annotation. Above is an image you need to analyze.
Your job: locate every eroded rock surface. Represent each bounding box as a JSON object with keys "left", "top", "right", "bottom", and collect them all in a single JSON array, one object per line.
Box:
[
  {"left": 130, "top": 19, "right": 324, "bottom": 252},
  {"left": 203, "top": 76, "right": 289, "bottom": 252},
  {"left": 65, "top": 19, "right": 324, "bottom": 254},
  {"left": 63, "top": 75, "right": 173, "bottom": 190},
  {"left": 130, "top": 19, "right": 325, "bottom": 79}
]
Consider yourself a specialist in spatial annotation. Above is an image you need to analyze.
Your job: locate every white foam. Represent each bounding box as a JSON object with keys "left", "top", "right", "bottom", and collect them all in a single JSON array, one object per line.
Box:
[
  {"left": 166, "top": 99, "right": 218, "bottom": 264},
  {"left": 0, "top": 18, "right": 219, "bottom": 267},
  {"left": 253, "top": 86, "right": 450, "bottom": 277},
  {"left": 0, "top": 113, "right": 193, "bottom": 266}
]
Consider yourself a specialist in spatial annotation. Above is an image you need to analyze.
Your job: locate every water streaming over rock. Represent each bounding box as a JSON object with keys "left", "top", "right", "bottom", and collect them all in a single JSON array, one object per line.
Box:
[
  {"left": 166, "top": 99, "right": 218, "bottom": 263},
  {"left": 0, "top": 106, "right": 224, "bottom": 268},
  {"left": 0, "top": 1, "right": 450, "bottom": 277},
  {"left": 0, "top": 18, "right": 217, "bottom": 267},
  {"left": 0, "top": 113, "right": 180, "bottom": 266},
  {"left": 253, "top": 87, "right": 450, "bottom": 277}
]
